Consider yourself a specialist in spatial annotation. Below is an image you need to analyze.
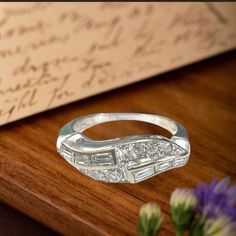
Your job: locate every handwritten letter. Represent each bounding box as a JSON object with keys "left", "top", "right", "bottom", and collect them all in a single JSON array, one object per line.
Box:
[{"left": 0, "top": 3, "right": 236, "bottom": 125}]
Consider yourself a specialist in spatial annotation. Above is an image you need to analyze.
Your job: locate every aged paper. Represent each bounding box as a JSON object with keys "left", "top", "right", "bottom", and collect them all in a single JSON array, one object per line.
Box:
[{"left": 0, "top": 3, "right": 236, "bottom": 125}]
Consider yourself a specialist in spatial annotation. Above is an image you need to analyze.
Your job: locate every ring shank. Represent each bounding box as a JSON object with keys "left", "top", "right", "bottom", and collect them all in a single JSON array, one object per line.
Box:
[{"left": 72, "top": 113, "right": 188, "bottom": 140}]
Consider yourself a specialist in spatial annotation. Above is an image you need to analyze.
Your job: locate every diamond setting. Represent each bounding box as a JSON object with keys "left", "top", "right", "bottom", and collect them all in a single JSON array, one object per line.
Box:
[
  {"left": 59, "top": 144, "right": 116, "bottom": 168},
  {"left": 79, "top": 168, "right": 125, "bottom": 183},
  {"left": 57, "top": 113, "right": 190, "bottom": 183},
  {"left": 116, "top": 139, "right": 186, "bottom": 168},
  {"left": 58, "top": 136, "right": 188, "bottom": 183}
]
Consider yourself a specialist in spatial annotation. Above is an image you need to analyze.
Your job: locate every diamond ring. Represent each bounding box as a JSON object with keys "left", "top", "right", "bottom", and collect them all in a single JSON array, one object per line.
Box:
[{"left": 56, "top": 113, "right": 190, "bottom": 183}]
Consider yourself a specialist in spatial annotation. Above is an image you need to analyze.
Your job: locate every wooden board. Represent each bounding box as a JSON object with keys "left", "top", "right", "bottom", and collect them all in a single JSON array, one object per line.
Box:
[
  {"left": 0, "top": 50, "right": 236, "bottom": 235},
  {"left": 0, "top": 201, "right": 56, "bottom": 235}
]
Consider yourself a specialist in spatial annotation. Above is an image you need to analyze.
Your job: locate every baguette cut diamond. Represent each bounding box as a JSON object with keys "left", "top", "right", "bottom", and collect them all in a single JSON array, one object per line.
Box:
[
  {"left": 132, "top": 166, "right": 155, "bottom": 181},
  {"left": 174, "top": 158, "right": 187, "bottom": 167},
  {"left": 158, "top": 162, "right": 173, "bottom": 171},
  {"left": 92, "top": 152, "right": 115, "bottom": 166},
  {"left": 74, "top": 154, "right": 90, "bottom": 166}
]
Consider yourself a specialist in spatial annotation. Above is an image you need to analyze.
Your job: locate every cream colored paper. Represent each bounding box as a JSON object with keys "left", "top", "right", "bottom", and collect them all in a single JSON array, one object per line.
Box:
[{"left": 1, "top": 2, "right": 236, "bottom": 125}]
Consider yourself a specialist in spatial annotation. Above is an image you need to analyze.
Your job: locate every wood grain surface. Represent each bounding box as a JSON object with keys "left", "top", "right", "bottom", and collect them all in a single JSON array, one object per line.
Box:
[
  {"left": 0, "top": 201, "right": 58, "bottom": 236},
  {"left": 0, "top": 50, "right": 236, "bottom": 235}
]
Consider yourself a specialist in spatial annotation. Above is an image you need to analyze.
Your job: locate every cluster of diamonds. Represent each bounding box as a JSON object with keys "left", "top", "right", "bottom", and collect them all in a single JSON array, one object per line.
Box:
[
  {"left": 116, "top": 140, "right": 186, "bottom": 167},
  {"left": 59, "top": 137, "right": 188, "bottom": 183},
  {"left": 79, "top": 168, "right": 125, "bottom": 183},
  {"left": 115, "top": 139, "right": 188, "bottom": 182}
]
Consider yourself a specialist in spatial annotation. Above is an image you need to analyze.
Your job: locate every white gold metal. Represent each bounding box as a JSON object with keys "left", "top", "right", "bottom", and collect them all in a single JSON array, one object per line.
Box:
[{"left": 56, "top": 113, "right": 190, "bottom": 183}]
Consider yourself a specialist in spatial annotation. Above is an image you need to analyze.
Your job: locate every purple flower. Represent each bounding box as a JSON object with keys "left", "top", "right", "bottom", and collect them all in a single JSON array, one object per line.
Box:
[{"left": 194, "top": 177, "right": 236, "bottom": 220}]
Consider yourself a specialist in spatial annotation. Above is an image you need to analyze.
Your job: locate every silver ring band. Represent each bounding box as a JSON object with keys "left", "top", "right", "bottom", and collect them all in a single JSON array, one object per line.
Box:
[{"left": 56, "top": 113, "right": 190, "bottom": 183}]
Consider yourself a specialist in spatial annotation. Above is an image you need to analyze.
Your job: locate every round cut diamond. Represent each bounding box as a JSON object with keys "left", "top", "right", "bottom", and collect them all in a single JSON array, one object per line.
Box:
[{"left": 106, "top": 169, "right": 123, "bottom": 182}]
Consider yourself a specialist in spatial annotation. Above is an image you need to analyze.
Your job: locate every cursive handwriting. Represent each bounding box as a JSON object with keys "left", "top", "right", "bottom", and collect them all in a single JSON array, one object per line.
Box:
[
  {"left": 0, "top": 88, "right": 37, "bottom": 121},
  {"left": 0, "top": 20, "right": 49, "bottom": 41},
  {"left": 0, "top": 2, "right": 235, "bottom": 125},
  {"left": 79, "top": 58, "right": 112, "bottom": 88},
  {"left": 47, "top": 73, "right": 73, "bottom": 109}
]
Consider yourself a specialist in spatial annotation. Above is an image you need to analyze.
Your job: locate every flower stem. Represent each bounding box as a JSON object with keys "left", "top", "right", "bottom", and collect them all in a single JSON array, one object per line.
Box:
[{"left": 176, "top": 228, "right": 184, "bottom": 236}]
